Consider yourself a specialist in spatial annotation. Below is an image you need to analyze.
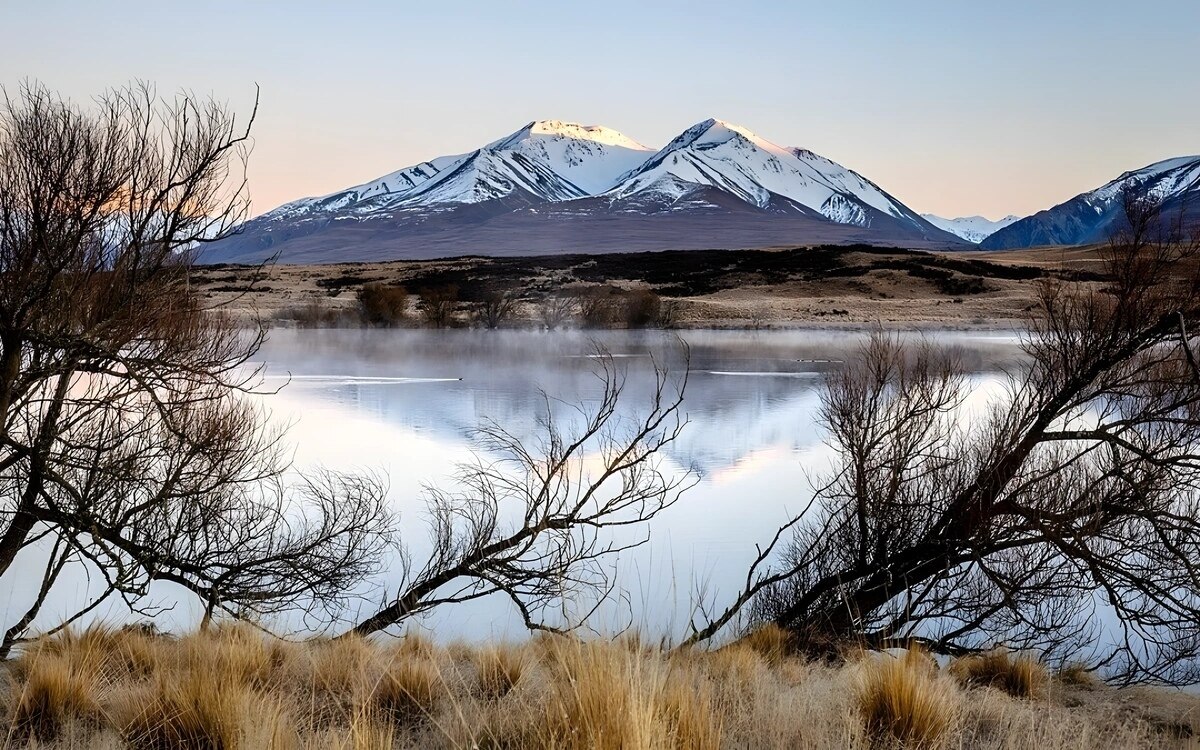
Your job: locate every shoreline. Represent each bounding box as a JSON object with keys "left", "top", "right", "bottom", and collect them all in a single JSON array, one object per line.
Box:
[{"left": 195, "top": 244, "right": 1102, "bottom": 334}]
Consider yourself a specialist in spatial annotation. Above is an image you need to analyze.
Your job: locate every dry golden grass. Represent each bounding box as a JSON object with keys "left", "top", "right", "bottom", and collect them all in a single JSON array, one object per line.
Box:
[
  {"left": 0, "top": 627, "right": 1196, "bottom": 749},
  {"left": 1055, "top": 662, "right": 1098, "bottom": 688},
  {"left": 729, "top": 623, "right": 793, "bottom": 667},
  {"left": 950, "top": 649, "right": 1050, "bottom": 699},
  {"left": 10, "top": 654, "right": 100, "bottom": 741},
  {"left": 539, "top": 639, "right": 658, "bottom": 749},
  {"left": 366, "top": 659, "right": 445, "bottom": 726},
  {"left": 536, "top": 637, "right": 723, "bottom": 749},
  {"left": 111, "top": 670, "right": 252, "bottom": 749},
  {"left": 309, "top": 632, "right": 380, "bottom": 698},
  {"left": 472, "top": 645, "right": 529, "bottom": 700},
  {"left": 856, "top": 648, "right": 955, "bottom": 748}
]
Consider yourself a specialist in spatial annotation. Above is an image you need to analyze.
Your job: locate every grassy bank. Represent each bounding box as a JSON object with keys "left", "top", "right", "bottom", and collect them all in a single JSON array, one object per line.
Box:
[
  {"left": 193, "top": 245, "right": 1108, "bottom": 331},
  {"left": 1, "top": 625, "right": 1196, "bottom": 749}
]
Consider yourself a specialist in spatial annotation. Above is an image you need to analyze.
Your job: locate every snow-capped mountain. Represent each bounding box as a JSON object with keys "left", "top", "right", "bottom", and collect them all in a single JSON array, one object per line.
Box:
[
  {"left": 606, "top": 119, "right": 932, "bottom": 231},
  {"left": 268, "top": 120, "right": 654, "bottom": 218},
  {"left": 981, "top": 156, "right": 1200, "bottom": 250},
  {"left": 921, "top": 214, "right": 1021, "bottom": 244},
  {"left": 202, "top": 118, "right": 964, "bottom": 264}
]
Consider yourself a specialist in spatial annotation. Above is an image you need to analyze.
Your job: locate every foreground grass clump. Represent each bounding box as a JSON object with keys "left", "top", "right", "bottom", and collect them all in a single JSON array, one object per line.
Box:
[
  {"left": 0, "top": 626, "right": 1194, "bottom": 748},
  {"left": 11, "top": 654, "right": 101, "bottom": 741},
  {"left": 950, "top": 648, "right": 1049, "bottom": 699},
  {"left": 536, "top": 638, "right": 722, "bottom": 749},
  {"left": 368, "top": 659, "right": 445, "bottom": 726},
  {"left": 472, "top": 645, "right": 529, "bottom": 700},
  {"left": 113, "top": 670, "right": 253, "bottom": 750},
  {"left": 1056, "top": 662, "right": 1098, "bottom": 688},
  {"left": 731, "top": 623, "right": 793, "bottom": 666},
  {"left": 856, "top": 649, "right": 954, "bottom": 748}
]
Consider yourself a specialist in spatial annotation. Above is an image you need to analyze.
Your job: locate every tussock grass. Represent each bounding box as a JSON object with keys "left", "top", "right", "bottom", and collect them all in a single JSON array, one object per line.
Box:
[
  {"left": 392, "top": 633, "right": 438, "bottom": 661},
  {"left": 346, "top": 709, "right": 397, "bottom": 750},
  {"left": 112, "top": 670, "right": 252, "bottom": 749},
  {"left": 367, "top": 659, "right": 445, "bottom": 726},
  {"left": 857, "top": 648, "right": 955, "bottom": 748},
  {"left": 310, "top": 632, "right": 380, "bottom": 698},
  {"left": 731, "top": 623, "right": 794, "bottom": 666},
  {"left": 472, "top": 645, "right": 528, "bottom": 700},
  {"left": 658, "top": 667, "right": 722, "bottom": 750},
  {"left": 1056, "top": 662, "right": 1098, "bottom": 688},
  {"left": 0, "top": 627, "right": 1194, "bottom": 748},
  {"left": 539, "top": 639, "right": 672, "bottom": 749},
  {"left": 10, "top": 654, "right": 100, "bottom": 741},
  {"left": 950, "top": 648, "right": 1049, "bottom": 699}
]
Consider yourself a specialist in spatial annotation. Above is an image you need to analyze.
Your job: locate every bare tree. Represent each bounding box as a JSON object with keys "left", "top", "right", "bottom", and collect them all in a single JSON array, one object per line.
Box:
[
  {"left": 471, "top": 287, "right": 519, "bottom": 330},
  {"left": 350, "top": 349, "right": 693, "bottom": 636},
  {"left": 0, "top": 82, "right": 393, "bottom": 655},
  {"left": 1132, "top": 185, "right": 1200, "bottom": 386},
  {"left": 687, "top": 194, "right": 1200, "bottom": 685},
  {"left": 577, "top": 287, "right": 617, "bottom": 328},
  {"left": 419, "top": 285, "right": 458, "bottom": 329},
  {"left": 538, "top": 294, "right": 577, "bottom": 331}
]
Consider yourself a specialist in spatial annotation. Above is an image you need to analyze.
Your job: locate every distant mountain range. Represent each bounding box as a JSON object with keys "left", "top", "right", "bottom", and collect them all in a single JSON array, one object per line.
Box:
[
  {"left": 982, "top": 156, "right": 1200, "bottom": 250},
  {"left": 200, "top": 119, "right": 964, "bottom": 264},
  {"left": 198, "top": 120, "right": 1200, "bottom": 264},
  {"left": 921, "top": 214, "right": 1021, "bottom": 244}
]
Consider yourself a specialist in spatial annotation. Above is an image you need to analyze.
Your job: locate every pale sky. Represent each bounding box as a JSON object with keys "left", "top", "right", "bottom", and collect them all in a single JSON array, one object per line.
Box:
[{"left": 3, "top": 0, "right": 1198, "bottom": 219}]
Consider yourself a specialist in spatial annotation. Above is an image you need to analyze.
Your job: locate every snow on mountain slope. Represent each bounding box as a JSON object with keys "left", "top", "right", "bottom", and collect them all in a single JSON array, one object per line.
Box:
[
  {"left": 486, "top": 121, "right": 652, "bottom": 191},
  {"left": 403, "top": 120, "right": 654, "bottom": 205},
  {"left": 206, "top": 118, "right": 966, "bottom": 264},
  {"left": 1088, "top": 155, "right": 1200, "bottom": 204},
  {"left": 263, "top": 120, "right": 654, "bottom": 220},
  {"left": 267, "top": 154, "right": 470, "bottom": 219},
  {"left": 921, "top": 214, "right": 1021, "bottom": 244},
  {"left": 605, "top": 119, "right": 930, "bottom": 230},
  {"left": 982, "top": 155, "right": 1200, "bottom": 249}
]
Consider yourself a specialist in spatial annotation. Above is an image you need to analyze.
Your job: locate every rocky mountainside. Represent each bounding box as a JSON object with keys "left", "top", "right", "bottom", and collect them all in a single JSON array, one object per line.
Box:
[{"left": 981, "top": 156, "right": 1200, "bottom": 249}]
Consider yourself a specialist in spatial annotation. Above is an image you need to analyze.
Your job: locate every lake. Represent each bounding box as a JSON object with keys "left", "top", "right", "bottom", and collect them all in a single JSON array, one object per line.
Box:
[
  {"left": 252, "top": 328, "right": 1027, "bottom": 641},
  {"left": 0, "top": 328, "right": 1029, "bottom": 643}
]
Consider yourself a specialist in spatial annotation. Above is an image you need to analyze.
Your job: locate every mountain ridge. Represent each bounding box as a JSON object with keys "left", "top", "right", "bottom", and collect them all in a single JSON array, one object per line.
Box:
[
  {"left": 200, "top": 118, "right": 967, "bottom": 264},
  {"left": 981, "top": 156, "right": 1200, "bottom": 250}
]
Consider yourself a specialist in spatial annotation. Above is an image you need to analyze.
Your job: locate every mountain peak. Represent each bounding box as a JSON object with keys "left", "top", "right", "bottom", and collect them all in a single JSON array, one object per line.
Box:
[
  {"left": 608, "top": 119, "right": 945, "bottom": 235},
  {"left": 495, "top": 120, "right": 652, "bottom": 151},
  {"left": 703, "top": 118, "right": 759, "bottom": 139},
  {"left": 232, "top": 116, "right": 964, "bottom": 258},
  {"left": 1092, "top": 154, "right": 1200, "bottom": 202},
  {"left": 666, "top": 118, "right": 771, "bottom": 152},
  {"left": 920, "top": 214, "right": 1022, "bottom": 243},
  {"left": 203, "top": 116, "right": 967, "bottom": 264}
]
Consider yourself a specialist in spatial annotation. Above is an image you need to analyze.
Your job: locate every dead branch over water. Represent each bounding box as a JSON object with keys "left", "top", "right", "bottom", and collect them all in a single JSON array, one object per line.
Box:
[
  {"left": 689, "top": 192, "right": 1200, "bottom": 685},
  {"left": 0, "top": 82, "right": 393, "bottom": 654}
]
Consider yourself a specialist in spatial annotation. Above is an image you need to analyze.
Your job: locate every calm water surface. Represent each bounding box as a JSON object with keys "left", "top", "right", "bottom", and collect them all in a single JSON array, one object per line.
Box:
[
  {"left": 257, "top": 329, "right": 1025, "bottom": 640},
  {"left": 0, "top": 329, "right": 1027, "bottom": 642}
]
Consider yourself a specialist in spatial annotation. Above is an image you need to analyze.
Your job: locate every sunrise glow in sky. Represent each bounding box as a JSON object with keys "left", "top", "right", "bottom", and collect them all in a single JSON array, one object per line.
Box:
[{"left": 4, "top": 0, "right": 1198, "bottom": 219}]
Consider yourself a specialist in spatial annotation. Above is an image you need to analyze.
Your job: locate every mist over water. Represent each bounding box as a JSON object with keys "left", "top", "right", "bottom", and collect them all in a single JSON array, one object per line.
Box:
[
  {"left": 0, "top": 329, "right": 1028, "bottom": 642},
  {"left": 257, "top": 329, "right": 1026, "bottom": 640}
]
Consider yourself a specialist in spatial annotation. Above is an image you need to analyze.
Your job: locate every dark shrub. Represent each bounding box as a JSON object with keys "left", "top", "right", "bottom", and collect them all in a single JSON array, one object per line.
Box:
[
  {"left": 621, "top": 289, "right": 662, "bottom": 328},
  {"left": 358, "top": 283, "right": 408, "bottom": 327}
]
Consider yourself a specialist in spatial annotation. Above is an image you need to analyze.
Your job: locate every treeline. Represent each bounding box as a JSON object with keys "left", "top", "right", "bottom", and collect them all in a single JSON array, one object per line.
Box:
[{"left": 278, "top": 282, "right": 682, "bottom": 330}]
